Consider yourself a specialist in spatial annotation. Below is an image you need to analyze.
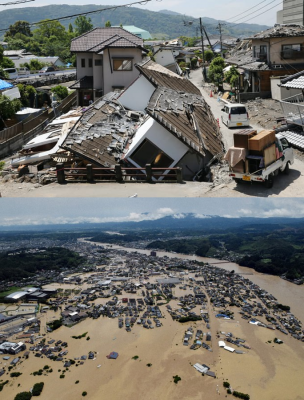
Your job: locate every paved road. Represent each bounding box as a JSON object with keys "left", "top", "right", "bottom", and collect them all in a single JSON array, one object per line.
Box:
[{"left": 188, "top": 68, "right": 304, "bottom": 197}]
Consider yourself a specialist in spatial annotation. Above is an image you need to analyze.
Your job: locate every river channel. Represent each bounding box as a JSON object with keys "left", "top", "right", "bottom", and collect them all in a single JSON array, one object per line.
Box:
[{"left": 80, "top": 239, "right": 304, "bottom": 323}]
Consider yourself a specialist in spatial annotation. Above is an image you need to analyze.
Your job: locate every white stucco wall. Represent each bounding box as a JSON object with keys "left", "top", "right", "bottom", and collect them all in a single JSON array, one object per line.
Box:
[
  {"left": 118, "top": 75, "right": 155, "bottom": 111},
  {"left": 271, "top": 77, "right": 301, "bottom": 100},
  {"left": 76, "top": 53, "right": 94, "bottom": 80},
  {"left": 154, "top": 49, "right": 176, "bottom": 68},
  {"left": 125, "top": 117, "right": 188, "bottom": 169},
  {"left": 93, "top": 54, "right": 103, "bottom": 89},
  {"left": 103, "top": 48, "right": 143, "bottom": 94}
]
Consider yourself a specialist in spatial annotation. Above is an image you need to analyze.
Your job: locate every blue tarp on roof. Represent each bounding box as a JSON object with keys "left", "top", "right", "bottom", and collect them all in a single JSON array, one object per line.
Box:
[{"left": 0, "top": 79, "right": 13, "bottom": 90}]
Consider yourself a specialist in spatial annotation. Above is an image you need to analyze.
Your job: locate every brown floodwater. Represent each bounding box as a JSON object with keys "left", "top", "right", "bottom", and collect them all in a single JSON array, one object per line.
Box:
[{"left": 80, "top": 239, "right": 304, "bottom": 323}]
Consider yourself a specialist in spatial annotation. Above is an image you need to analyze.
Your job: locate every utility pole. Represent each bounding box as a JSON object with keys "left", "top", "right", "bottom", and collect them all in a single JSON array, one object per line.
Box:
[
  {"left": 216, "top": 22, "right": 225, "bottom": 58},
  {"left": 200, "top": 17, "right": 207, "bottom": 81}
]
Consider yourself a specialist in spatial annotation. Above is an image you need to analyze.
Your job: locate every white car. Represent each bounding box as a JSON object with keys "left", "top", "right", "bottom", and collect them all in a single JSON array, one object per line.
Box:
[{"left": 221, "top": 103, "right": 250, "bottom": 128}]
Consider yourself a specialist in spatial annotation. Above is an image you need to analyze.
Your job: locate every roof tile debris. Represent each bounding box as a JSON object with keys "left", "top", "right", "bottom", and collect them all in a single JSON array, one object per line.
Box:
[
  {"left": 61, "top": 93, "right": 145, "bottom": 167},
  {"left": 136, "top": 60, "right": 201, "bottom": 95},
  {"left": 70, "top": 27, "right": 145, "bottom": 53},
  {"left": 280, "top": 70, "right": 304, "bottom": 89},
  {"left": 247, "top": 24, "right": 304, "bottom": 40},
  {"left": 146, "top": 87, "right": 224, "bottom": 156}
]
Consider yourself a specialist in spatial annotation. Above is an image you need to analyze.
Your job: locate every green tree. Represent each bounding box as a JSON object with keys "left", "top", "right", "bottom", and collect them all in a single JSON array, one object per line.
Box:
[
  {"left": 68, "top": 23, "right": 73, "bottom": 33},
  {"left": 0, "top": 95, "right": 21, "bottom": 120},
  {"left": 74, "top": 16, "right": 93, "bottom": 36},
  {"left": 4, "top": 21, "right": 32, "bottom": 38},
  {"left": 224, "top": 65, "right": 239, "bottom": 88},
  {"left": 21, "top": 59, "right": 45, "bottom": 71},
  {"left": 14, "top": 392, "right": 32, "bottom": 400},
  {"left": 51, "top": 85, "right": 69, "bottom": 100},
  {"left": 1, "top": 57, "right": 15, "bottom": 68},
  {"left": 105, "top": 21, "right": 111, "bottom": 27},
  {"left": 33, "top": 20, "right": 66, "bottom": 40},
  {"left": 204, "top": 49, "right": 214, "bottom": 62},
  {"left": 208, "top": 56, "right": 225, "bottom": 86}
]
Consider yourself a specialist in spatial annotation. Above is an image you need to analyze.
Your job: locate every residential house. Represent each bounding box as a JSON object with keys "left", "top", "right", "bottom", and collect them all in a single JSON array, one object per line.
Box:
[
  {"left": 153, "top": 46, "right": 182, "bottom": 75},
  {"left": 117, "top": 25, "right": 152, "bottom": 40},
  {"left": 60, "top": 60, "right": 223, "bottom": 180},
  {"left": 226, "top": 24, "right": 304, "bottom": 100},
  {"left": 70, "top": 27, "right": 147, "bottom": 106}
]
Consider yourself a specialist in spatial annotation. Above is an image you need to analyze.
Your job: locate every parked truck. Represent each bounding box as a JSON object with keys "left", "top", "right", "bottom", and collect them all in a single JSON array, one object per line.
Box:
[{"left": 225, "top": 129, "right": 294, "bottom": 188}]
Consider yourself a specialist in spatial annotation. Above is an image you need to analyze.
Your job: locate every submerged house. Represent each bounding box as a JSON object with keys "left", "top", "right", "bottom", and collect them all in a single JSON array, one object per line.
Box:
[{"left": 61, "top": 59, "right": 223, "bottom": 180}]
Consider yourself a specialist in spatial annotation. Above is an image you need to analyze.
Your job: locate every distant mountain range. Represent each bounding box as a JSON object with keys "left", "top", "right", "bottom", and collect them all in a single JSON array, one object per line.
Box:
[
  {"left": 0, "top": 4, "right": 270, "bottom": 39},
  {"left": 0, "top": 214, "right": 303, "bottom": 232}
]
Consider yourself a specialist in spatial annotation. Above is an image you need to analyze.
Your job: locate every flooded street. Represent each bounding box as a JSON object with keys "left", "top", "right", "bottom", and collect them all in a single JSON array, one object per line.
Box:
[{"left": 82, "top": 239, "right": 304, "bottom": 322}]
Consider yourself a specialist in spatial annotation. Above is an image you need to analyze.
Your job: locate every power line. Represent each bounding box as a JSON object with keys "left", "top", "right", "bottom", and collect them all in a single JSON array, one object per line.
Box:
[
  {"left": 0, "top": 0, "right": 156, "bottom": 32},
  {"left": 227, "top": 0, "right": 280, "bottom": 24},
  {"left": 229, "top": 1, "right": 283, "bottom": 27},
  {"left": 225, "top": 0, "right": 270, "bottom": 21},
  {"left": 0, "top": 0, "right": 34, "bottom": 4}
]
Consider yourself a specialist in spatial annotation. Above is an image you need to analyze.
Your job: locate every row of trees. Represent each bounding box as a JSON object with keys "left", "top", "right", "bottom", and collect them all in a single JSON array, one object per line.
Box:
[{"left": 3, "top": 16, "right": 95, "bottom": 65}]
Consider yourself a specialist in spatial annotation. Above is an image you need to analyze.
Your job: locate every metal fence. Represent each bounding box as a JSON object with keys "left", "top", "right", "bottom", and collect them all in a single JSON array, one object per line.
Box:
[
  {"left": 280, "top": 93, "right": 304, "bottom": 127},
  {"left": 54, "top": 163, "right": 183, "bottom": 184}
]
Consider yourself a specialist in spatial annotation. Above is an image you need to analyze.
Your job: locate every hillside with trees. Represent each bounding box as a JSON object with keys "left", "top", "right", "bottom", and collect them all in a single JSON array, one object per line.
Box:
[
  {"left": 0, "top": 247, "right": 84, "bottom": 281},
  {"left": 0, "top": 5, "right": 270, "bottom": 40}
]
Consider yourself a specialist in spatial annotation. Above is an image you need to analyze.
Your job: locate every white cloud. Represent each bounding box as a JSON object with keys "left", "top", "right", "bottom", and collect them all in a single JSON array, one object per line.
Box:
[{"left": 0, "top": 207, "right": 180, "bottom": 226}]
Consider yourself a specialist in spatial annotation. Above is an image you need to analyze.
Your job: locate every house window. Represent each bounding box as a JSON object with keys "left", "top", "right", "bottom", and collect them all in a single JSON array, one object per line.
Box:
[
  {"left": 282, "top": 44, "right": 301, "bottom": 52},
  {"left": 131, "top": 139, "right": 173, "bottom": 168},
  {"left": 95, "top": 59, "right": 102, "bottom": 66},
  {"left": 113, "top": 59, "right": 133, "bottom": 71},
  {"left": 89, "top": 59, "right": 93, "bottom": 68},
  {"left": 81, "top": 59, "right": 85, "bottom": 68},
  {"left": 281, "top": 44, "right": 302, "bottom": 59}
]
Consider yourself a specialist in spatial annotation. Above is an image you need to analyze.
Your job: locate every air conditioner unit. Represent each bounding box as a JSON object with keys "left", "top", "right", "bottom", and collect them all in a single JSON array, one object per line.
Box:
[{"left": 273, "top": 65, "right": 283, "bottom": 69}]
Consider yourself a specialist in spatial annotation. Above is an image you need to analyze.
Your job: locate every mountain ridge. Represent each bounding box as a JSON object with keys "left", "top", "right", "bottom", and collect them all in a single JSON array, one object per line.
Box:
[{"left": 0, "top": 4, "right": 270, "bottom": 39}]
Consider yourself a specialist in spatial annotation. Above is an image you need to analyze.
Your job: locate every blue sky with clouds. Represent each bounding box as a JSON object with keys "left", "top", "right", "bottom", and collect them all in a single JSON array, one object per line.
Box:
[
  {"left": 0, "top": 0, "right": 282, "bottom": 26},
  {"left": 0, "top": 198, "right": 303, "bottom": 227}
]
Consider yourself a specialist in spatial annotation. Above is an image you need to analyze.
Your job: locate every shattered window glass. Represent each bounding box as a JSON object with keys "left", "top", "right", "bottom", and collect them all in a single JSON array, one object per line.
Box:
[{"left": 113, "top": 59, "right": 132, "bottom": 71}]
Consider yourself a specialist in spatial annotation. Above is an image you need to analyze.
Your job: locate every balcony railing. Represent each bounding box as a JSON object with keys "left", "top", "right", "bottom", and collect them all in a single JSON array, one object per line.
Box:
[{"left": 254, "top": 52, "right": 268, "bottom": 62}]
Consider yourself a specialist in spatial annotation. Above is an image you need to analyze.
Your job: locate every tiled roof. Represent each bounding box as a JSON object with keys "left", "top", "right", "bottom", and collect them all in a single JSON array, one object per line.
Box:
[
  {"left": 136, "top": 60, "right": 201, "bottom": 95},
  {"left": 247, "top": 24, "right": 304, "bottom": 40},
  {"left": 61, "top": 93, "right": 144, "bottom": 167},
  {"left": 280, "top": 70, "right": 304, "bottom": 88},
  {"left": 146, "top": 87, "right": 224, "bottom": 156},
  {"left": 71, "top": 27, "right": 144, "bottom": 53}
]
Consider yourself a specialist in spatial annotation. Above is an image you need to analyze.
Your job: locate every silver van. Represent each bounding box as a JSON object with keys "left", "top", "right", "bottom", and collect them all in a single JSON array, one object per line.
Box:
[
  {"left": 221, "top": 103, "right": 250, "bottom": 128},
  {"left": 18, "top": 67, "right": 30, "bottom": 77},
  {"left": 3, "top": 68, "right": 18, "bottom": 80}
]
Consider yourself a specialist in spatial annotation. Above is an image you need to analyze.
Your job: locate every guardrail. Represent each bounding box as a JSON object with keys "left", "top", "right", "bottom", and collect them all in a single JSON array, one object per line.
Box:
[{"left": 55, "top": 163, "right": 183, "bottom": 184}]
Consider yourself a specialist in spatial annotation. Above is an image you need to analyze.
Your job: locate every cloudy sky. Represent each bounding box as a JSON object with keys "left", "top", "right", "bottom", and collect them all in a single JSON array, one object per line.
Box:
[
  {"left": 0, "top": 0, "right": 282, "bottom": 26},
  {"left": 0, "top": 198, "right": 303, "bottom": 227}
]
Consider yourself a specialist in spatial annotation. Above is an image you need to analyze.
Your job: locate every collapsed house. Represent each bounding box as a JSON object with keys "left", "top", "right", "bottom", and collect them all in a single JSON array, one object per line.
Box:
[{"left": 60, "top": 60, "right": 224, "bottom": 181}]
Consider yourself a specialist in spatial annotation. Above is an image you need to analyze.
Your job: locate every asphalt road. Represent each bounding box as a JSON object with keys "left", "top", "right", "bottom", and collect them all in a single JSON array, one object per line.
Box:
[{"left": 188, "top": 68, "right": 304, "bottom": 198}]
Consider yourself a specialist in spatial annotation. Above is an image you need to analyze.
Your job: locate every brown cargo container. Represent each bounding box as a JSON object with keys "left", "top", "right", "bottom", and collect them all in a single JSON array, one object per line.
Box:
[
  {"left": 248, "top": 130, "right": 275, "bottom": 151},
  {"left": 264, "top": 144, "right": 276, "bottom": 167},
  {"left": 232, "top": 160, "right": 245, "bottom": 173},
  {"left": 234, "top": 129, "right": 257, "bottom": 149}
]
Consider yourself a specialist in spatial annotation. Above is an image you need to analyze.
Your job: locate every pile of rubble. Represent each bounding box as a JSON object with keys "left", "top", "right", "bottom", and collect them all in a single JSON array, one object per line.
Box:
[{"left": 244, "top": 98, "right": 285, "bottom": 130}]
